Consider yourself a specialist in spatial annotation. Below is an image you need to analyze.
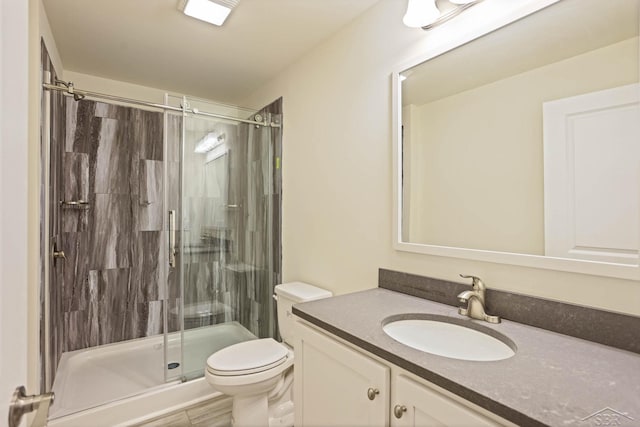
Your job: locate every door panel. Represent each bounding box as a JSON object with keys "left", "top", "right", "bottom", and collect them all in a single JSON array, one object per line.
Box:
[
  {"left": 1, "top": 0, "right": 30, "bottom": 423},
  {"left": 544, "top": 84, "right": 640, "bottom": 264},
  {"left": 393, "top": 374, "right": 497, "bottom": 427}
]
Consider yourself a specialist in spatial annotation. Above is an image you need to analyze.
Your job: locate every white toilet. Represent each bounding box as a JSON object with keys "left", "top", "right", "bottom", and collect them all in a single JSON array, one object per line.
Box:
[{"left": 205, "top": 282, "right": 332, "bottom": 427}]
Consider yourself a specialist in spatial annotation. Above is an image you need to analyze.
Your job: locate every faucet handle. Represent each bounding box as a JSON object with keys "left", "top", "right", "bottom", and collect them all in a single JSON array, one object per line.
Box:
[{"left": 460, "top": 274, "right": 485, "bottom": 290}]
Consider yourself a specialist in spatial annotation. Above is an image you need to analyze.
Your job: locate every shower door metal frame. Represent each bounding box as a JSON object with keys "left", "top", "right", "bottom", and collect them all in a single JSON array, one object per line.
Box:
[{"left": 42, "top": 83, "right": 281, "bottom": 128}]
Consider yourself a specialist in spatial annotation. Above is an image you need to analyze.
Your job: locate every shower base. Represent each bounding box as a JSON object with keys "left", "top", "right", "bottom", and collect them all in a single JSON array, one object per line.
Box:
[{"left": 49, "top": 322, "right": 255, "bottom": 425}]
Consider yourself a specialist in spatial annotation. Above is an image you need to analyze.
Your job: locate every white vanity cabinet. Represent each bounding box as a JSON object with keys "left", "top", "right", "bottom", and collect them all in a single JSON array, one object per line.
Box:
[
  {"left": 294, "top": 320, "right": 390, "bottom": 426},
  {"left": 294, "top": 320, "right": 514, "bottom": 427}
]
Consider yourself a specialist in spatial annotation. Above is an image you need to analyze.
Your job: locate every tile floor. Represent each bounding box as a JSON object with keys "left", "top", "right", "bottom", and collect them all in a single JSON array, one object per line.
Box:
[{"left": 133, "top": 396, "right": 232, "bottom": 427}]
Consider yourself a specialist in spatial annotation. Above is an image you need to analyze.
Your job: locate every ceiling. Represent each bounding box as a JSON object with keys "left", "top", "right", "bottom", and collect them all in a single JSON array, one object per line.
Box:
[{"left": 43, "top": 0, "right": 382, "bottom": 104}]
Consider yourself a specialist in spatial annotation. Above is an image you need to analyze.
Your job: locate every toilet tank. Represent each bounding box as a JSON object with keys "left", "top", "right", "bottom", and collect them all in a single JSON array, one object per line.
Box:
[{"left": 274, "top": 282, "right": 332, "bottom": 346}]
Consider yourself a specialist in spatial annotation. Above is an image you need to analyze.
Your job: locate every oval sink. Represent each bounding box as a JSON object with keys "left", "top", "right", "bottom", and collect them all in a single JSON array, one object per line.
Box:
[{"left": 383, "top": 318, "right": 515, "bottom": 361}]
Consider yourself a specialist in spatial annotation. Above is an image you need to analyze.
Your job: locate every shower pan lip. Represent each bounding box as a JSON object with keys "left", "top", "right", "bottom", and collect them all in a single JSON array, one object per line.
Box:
[
  {"left": 47, "top": 376, "right": 217, "bottom": 427},
  {"left": 49, "top": 321, "right": 256, "bottom": 422},
  {"left": 50, "top": 343, "right": 179, "bottom": 420}
]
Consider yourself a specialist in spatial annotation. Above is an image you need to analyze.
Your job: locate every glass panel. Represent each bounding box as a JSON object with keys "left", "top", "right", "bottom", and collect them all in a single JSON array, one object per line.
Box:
[
  {"left": 178, "top": 97, "right": 283, "bottom": 380},
  {"left": 47, "top": 93, "right": 175, "bottom": 416}
]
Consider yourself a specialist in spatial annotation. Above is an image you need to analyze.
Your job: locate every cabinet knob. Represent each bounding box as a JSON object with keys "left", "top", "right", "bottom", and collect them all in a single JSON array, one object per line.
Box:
[
  {"left": 393, "top": 405, "right": 407, "bottom": 419},
  {"left": 367, "top": 388, "right": 380, "bottom": 401}
]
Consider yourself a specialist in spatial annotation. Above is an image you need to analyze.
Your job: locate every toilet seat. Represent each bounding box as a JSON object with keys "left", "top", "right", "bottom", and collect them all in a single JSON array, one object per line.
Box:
[
  {"left": 203, "top": 283, "right": 331, "bottom": 427},
  {"left": 206, "top": 338, "right": 289, "bottom": 376}
]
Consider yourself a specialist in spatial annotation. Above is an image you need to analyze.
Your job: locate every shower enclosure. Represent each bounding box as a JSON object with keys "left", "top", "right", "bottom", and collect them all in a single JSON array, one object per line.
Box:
[{"left": 41, "top": 49, "right": 283, "bottom": 420}]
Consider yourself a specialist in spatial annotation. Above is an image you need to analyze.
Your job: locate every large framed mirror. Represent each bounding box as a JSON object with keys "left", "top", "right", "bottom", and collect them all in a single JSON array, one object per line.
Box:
[{"left": 392, "top": 0, "right": 640, "bottom": 279}]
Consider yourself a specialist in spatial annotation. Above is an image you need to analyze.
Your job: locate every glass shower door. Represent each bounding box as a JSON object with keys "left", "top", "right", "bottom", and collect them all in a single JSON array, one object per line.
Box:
[{"left": 178, "top": 96, "right": 282, "bottom": 380}]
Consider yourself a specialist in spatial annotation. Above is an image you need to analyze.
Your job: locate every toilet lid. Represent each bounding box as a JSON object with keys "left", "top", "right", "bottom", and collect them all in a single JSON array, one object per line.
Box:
[{"left": 206, "top": 338, "right": 289, "bottom": 376}]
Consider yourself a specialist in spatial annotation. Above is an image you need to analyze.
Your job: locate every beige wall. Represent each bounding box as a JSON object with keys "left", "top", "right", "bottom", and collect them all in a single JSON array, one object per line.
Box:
[
  {"left": 242, "top": 0, "right": 640, "bottom": 315},
  {"left": 65, "top": 70, "right": 172, "bottom": 104},
  {"left": 39, "top": 0, "right": 63, "bottom": 77},
  {"left": 407, "top": 37, "right": 639, "bottom": 254}
]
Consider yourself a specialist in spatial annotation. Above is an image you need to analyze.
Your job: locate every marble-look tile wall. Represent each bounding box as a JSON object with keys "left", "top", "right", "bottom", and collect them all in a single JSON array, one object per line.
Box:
[{"left": 59, "top": 99, "right": 166, "bottom": 356}]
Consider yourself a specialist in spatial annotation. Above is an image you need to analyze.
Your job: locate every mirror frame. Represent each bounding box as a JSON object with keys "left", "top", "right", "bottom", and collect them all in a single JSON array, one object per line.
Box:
[{"left": 391, "top": 0, "right": 640, "bottom": 280}]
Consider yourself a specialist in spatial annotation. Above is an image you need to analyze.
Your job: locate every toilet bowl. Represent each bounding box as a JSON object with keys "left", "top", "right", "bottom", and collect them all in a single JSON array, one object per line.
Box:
[{"left": 205, "top": 282, "right": 332, "bottom": 427}]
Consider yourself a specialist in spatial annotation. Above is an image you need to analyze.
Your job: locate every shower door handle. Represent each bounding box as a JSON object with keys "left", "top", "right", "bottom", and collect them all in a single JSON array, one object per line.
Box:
[
  {"left": 169, "top": 210, "right": 176, "bottom": 268},
  {"left": 8, "top": 386, "right": 55, "bottom": 427}
]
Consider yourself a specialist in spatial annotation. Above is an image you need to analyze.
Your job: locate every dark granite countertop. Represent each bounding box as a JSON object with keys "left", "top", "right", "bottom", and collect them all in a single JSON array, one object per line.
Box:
[{"left": 293, "top": 288, "right": 640, "bottom": 427}]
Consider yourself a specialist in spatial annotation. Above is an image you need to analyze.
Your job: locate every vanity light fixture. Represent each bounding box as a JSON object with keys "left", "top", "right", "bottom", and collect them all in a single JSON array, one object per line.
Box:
[
  {"left": 180, "top": 0, "right": 239, "bottom": 26},
  {"left": 403, "top": 0, "right": 482, "bottom": 30}
]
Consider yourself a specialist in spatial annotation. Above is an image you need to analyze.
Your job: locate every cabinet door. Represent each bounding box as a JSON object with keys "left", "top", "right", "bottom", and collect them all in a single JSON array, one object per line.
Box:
[
  {"left": 295, "top": 322, "right": 390, "bottom": 427},
  {"left": 392, "top": 374, "right": 499, "bottom": 427}
]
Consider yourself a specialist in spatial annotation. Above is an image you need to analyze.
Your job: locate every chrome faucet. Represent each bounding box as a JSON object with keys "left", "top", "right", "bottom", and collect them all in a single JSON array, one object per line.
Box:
[{"left": 457, "top": 274, "right": 500, "bottom": 324}]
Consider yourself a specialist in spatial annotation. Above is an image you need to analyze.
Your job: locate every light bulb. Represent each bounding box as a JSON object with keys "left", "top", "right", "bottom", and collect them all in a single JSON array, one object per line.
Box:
[
  {"left": 403, "top": 0, "right": 441, "bottom": 28},
  {"left": 183, "top": 0, "right": 233, "bottom": 26}
]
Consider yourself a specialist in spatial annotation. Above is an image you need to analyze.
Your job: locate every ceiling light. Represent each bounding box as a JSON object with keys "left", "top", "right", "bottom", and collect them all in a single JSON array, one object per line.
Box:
[
  {"left": 205, "top": 144, "right": 228, "bottom": 163},
  {"left": 403, "top": 0, "right": 482, "bottom": 30},
  {"left": 195, "top": 132, "right": 226, "bottom": 153},
  {"left": 181, "top": 0, "right": 239, "bottom": 26}
]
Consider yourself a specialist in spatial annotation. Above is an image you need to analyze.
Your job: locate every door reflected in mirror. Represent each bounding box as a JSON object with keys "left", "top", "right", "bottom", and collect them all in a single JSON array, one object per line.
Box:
[{"left": 400, "top": 0, "right": 639, "bottom": 266}]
